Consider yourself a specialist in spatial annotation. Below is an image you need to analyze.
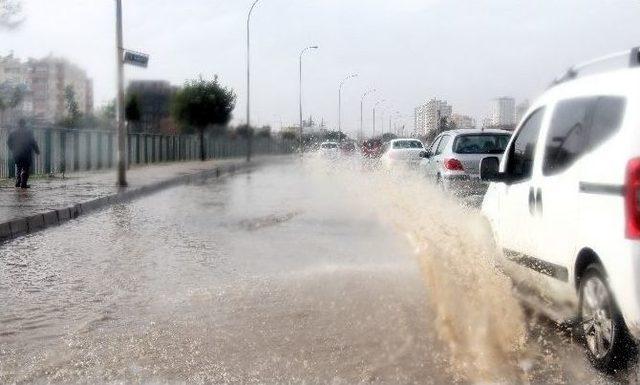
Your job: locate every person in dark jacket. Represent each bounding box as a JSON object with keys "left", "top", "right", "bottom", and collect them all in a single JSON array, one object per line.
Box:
[{"left": 7, "top": 120, "right": 40, "bottom": 189}]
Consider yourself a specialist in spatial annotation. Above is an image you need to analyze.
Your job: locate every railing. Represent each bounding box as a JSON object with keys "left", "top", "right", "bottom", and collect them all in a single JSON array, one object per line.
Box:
[{"left": 0, "top": 127, "right": 296, "bottom": 178}]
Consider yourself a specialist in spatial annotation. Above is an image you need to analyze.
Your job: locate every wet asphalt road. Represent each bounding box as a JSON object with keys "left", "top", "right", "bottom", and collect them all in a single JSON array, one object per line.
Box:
[{"left": 0, "top": 160, "right": 633, "bottom": 384}]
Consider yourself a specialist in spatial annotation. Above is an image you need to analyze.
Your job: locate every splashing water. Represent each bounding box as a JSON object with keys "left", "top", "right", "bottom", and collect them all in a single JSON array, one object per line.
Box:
[{"left": 305, "top": 156, "right": 529, "bottom": 383}]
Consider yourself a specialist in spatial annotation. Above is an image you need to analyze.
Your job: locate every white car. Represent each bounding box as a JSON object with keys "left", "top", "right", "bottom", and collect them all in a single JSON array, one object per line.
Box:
[
  {"left": 318, "top": 141, "right": 339, "bottom": 158},
  {"left": 481, "top": 47, "right": 640, "bottom": 371},
  {"left": 420, "top": 129, "right": 511, "bottom": 196},
  {"left": 380, "top": 139, "right": 425, "bottom": 170}
]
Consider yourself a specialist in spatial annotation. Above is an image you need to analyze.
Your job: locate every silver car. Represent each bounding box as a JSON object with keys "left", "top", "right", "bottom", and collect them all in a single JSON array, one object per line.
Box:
[{"left": 420, "top": 129, "right": 512, "bottom": 195}]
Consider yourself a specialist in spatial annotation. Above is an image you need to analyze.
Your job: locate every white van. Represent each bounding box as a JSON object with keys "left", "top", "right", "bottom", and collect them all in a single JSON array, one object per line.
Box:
[{"left": 481, "top": 48, "right": 640, "bottom": 371}]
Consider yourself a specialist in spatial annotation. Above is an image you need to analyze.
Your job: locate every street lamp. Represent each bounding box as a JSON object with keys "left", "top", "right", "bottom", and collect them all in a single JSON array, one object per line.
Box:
[
  {"left": 360, "top": 89, "right": 375, "bottom": 141},
  {"left": 299, "top": 45, "right": 318, "bottom": 156},
  {"left": 246, "top": 0, "right": 261, "bottom": 162},
  {"left": 338, "top": 73, "right": 358, "bottom": 141},
  {"left": 372, "top": 99, "right": 385, "bottom": 138},
  {"left": 115, "top": 0, "right": 126, "bottom": 187}
]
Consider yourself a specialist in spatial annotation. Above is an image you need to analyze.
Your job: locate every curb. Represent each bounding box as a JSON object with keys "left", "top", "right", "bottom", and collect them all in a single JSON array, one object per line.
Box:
[{"left": 0, "top": 161, "right": 248, "bottom": 244}]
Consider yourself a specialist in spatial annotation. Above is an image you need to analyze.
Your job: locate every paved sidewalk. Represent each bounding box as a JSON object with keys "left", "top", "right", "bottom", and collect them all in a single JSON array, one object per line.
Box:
[{"left": 0, "top": 156, "right": 287, "bottom": 242}]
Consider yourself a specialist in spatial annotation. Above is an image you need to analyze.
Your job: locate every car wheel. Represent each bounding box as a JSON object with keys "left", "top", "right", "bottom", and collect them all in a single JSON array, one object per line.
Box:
[{"left": 579, "top": 264, "right": 636, "bottom": 371}]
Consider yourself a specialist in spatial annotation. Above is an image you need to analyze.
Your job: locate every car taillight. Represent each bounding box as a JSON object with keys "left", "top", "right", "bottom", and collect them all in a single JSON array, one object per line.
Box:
[
  {"left": 626, "top": 158, "right": 640, "bottom": 239},
  {"left": 444, "top": 158, "right": 464, "bottom": 171},
  {"left": 389, "top": 152, "right": 400, "bottom": 160}
]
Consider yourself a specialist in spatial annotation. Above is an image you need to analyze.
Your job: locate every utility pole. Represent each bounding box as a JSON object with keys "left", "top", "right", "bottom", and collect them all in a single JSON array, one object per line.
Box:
[
  {"left": 246, "top": 0, "right": 260, "bottom": 162},
  {"left": 299, "top": 45, "right": 318, "bottom": 156},
  {"left": 115, "top": 0, "right": 126, "bottom": 187},
  {"left": 338, "top": 73, "right": 358, "bottom": 142},
  {"left": 360, "top": 89, "right": 375, "bottom": 142}
]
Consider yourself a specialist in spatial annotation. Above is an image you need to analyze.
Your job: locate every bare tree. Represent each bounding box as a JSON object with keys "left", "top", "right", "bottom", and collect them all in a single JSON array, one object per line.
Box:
[{"left": 0, "top": 0, "right": 23, "bottom": 30}]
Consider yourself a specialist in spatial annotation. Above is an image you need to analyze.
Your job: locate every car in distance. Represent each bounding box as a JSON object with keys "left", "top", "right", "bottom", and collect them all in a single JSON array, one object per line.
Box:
[
  {"left": 361, "top": 138, "right": 384, "bottom": 158},
  {"left": 318, "top": 141, "right": 339, "bottom": 158},
  {"left": 420, "top": 128, "right": 511, "bottom": 195},
  {"left": 480, "top": 47, "right": 640, "bottom": 371},
  {"left": 379, "top": 138, "right": 426, "bottom": 169}
]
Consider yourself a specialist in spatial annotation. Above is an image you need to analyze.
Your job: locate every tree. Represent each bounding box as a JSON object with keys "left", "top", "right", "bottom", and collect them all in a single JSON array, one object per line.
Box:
[
  {"left": 172, "top": 76, "right": 236, "bottom": 161},
  {"left": 0, "top": 82, "right": 25, "bottom": 126},
  {"left": 257, "top": 125, "right": 271, "bottom": 138},
  {"left": 125, "top": 93, "right": 141, "bottom": 132},
  {"left": 236, "top": 124, "right": 254, "bottom": 139},
  {"left": 59, "top": 85, "right": 81, "bottom": 128},
  {"left": 0, "top": 0, "right": 23, "bottom": 30}
]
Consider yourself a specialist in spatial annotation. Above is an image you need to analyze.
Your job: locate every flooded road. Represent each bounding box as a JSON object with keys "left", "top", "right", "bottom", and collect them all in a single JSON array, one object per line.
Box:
[{"left": 0, "top": 159, "right": 630, "bottom": 384}]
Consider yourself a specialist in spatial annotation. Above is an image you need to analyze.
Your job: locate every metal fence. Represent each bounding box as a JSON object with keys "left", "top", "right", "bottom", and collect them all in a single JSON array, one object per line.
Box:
[{"left": 0, "top": 127, "right": 296, "bottom": 178}]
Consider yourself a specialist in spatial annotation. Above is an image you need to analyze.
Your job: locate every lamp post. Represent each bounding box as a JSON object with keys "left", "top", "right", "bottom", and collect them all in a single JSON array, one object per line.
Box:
[
  {"left": 299, "top": 45, "right": 318, "bottom": 156},
  {"left": 115, "top": 0, "right": 126, "bottom": 187},
  {"left": 246, "top": 0, "right": 261, "bottom": 162},
  {"left": 360, "top": 89, "right": 375, "bottom": 141},
  {"left": 372, "top": 99, "right": 384, "bottom": 138},
  {"left": 338, "top": 73, "right": 358, "bottom": 141}
]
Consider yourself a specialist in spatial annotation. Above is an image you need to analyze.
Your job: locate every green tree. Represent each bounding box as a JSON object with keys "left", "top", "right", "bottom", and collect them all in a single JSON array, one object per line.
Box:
[
  {"left": 257, "top": 125, "right": 271, "bottom": 138},
  {"left": 59, "top": 85, "right": 81, "bottom": 127},
  {"left": 0, "top": 82, "right": 25, "bottom": 126},
  {"left": 125, "top": 93, "right": 142, "bottom": 132},
  {"left": 236, "top": 124, "right": 254, "bottom": 139},
  {"left": 172, "top": 76, "right": 236, "bottom": 161}
]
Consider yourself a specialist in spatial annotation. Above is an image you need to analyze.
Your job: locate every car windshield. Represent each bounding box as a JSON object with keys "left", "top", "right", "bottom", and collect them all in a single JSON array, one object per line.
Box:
[
  {"left": 453, "top": 134, "right": 511, "bottom": 154},
  {"left": 321, "top": 143, "right": 338, "bottom": 149},
  {"left": 392, "top": 140, "right": 423, "bottom": 149}
]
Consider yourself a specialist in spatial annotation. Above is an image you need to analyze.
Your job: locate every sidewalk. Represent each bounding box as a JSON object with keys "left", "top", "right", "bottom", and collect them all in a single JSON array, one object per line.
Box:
[{"left": 0, "top": 156, "right": 285, "bottom": 243}]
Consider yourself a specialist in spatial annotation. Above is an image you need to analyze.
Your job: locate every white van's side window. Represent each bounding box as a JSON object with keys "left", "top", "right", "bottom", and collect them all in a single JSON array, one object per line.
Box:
[
  {"left": 543, "top": 98, "right": 592, "bottom": 176},
  {"left": 505, "top": 107, "right": 545, "bottom": 183},
  {"left": 588, "top": 96, "right": 626, "bottom": 150}
]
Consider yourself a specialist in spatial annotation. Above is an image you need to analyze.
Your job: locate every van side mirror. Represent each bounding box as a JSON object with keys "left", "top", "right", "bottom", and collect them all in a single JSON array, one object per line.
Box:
[
  {"left": 480, "top": 156, "right": 503, "bottom": 182},
  {"left": 419, "top": 151, "right": 431, "bottom": 159}
]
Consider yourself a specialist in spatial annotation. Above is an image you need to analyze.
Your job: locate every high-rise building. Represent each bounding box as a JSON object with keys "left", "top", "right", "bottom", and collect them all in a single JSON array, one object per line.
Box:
[
  {"left": 0, "top": 53, "right": 33, "bottom": 126},
  {"left": 490, "top": 97, "right": 516, "bottom": 127},
  {"left": 451, "top": 113, "right": 476, "bottom": 129},
  {"left": 26, "top": 56, "right": 93, "bottom": 124},
  {"left": 414, "top": 98, "right": 452, "bottom": 136}
]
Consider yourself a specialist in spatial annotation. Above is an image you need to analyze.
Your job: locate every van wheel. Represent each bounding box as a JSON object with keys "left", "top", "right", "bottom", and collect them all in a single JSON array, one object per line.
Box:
[{"left": 579, "top": 264, "right": 636, "bottom": 371}]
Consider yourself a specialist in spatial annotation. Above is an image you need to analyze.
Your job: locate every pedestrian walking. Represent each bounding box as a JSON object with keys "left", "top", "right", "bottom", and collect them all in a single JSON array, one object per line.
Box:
[{"left": 7, "top": 119, "right": 40, "bottom": 189}]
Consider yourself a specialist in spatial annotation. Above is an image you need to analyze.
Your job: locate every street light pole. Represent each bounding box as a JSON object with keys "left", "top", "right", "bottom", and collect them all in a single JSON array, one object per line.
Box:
[
  {"left": 246, "top": 0, "right": 260, "bottom": 162},
  {"left": 115, "top": 0, "right": 126, "bottom": 187},
  {"left": 338, "top": 73, "right": 357, "bottom": 141},
  {"left": 299, "top": 45, "right": 318, "bottom": 156},
  {"left": 360, "top": 89, "right": 375, "bottom": 141},
  {"left": 372, "top": 99, "right": 384, "bottom": 138}
]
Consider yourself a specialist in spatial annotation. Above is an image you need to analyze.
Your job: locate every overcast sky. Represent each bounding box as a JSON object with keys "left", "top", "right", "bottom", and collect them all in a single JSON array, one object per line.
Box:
[{"left": 2, "top": 0, "right": 639, "bottom": 135}]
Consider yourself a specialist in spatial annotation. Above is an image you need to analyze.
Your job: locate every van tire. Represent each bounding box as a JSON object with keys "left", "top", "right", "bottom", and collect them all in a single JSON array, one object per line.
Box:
[{"left": 579, "top": 264, "right": 637, "bottom": 372}]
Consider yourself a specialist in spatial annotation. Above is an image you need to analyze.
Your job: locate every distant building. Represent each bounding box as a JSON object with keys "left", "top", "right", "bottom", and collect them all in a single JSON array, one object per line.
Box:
[
  {"left": 516, "top": 99, "right": 530, "bottom": 124},
  {"left": 414, "top": 98, "right": 452, "bottom": 136},
  {"left": 126, "top": 80, "right": 178, "bottom": 134},
  {"left": 0, "top": 53, "right": 33, "bottom": 126},
  {"left": 25, "top": 56, "right": 93, "bottom": 124},
  {"left": 451, "top": 113, "right": 476, "bottom": 129},
  {"left": 490, "top": 97, "right": 515, "bottom": 127}
]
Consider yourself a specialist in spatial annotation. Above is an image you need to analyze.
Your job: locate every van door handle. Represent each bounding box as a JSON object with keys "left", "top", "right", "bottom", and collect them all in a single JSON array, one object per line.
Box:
[{"left": 528, "top": 187, "right": 535, "bottom": 215}]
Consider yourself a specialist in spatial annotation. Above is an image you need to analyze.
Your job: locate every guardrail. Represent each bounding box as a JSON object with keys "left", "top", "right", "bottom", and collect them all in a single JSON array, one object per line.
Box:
[{"left": 0, "top": 127, "right": 296, "bottom": 178}]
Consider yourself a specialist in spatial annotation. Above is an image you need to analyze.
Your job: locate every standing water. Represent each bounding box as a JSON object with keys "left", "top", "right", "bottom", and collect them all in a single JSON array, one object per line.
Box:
[{"left": 0, "top": 159, "right": 623, "bottom": 384}]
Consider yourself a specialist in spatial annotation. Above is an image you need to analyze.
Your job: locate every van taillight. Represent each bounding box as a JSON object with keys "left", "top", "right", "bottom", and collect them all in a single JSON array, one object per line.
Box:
[
  {"left": 444, "top": 158, "right": 464, "bottom": 171},
  {"left": 625, "top": 158, "right": 640, "bottom": 239}
]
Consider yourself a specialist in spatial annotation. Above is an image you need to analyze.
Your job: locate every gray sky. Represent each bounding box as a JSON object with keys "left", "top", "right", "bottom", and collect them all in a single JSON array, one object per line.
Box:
[{"left": 2, "top": 0, "right": 639, "bottom": 135}]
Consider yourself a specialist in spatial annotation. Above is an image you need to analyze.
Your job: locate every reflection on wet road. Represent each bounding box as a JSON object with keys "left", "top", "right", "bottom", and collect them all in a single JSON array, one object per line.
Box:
[{"left": 0, "top": 160, "right": 632, "bottom": 384}]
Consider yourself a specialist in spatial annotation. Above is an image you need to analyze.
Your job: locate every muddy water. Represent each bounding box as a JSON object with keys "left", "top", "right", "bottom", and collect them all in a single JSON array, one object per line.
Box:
[{"left": 0, "top": 159, "right": 627, "bottom": 384}]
